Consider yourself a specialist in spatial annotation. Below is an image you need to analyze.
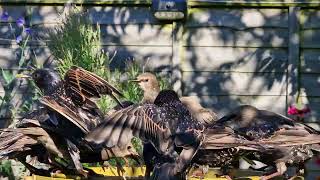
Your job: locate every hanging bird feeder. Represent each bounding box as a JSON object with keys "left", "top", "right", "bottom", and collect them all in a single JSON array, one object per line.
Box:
[{"left": 151, "top": 0, "right": 187, "bottom": 21}]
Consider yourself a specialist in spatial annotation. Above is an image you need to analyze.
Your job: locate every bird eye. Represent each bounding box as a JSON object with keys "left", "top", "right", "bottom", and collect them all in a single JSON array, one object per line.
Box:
[
  {"left": 33, "top": 73, "right": 39, "bottom": 79},
  {"left": 145, "top": 79, "right": 149, "bottom": 82}
]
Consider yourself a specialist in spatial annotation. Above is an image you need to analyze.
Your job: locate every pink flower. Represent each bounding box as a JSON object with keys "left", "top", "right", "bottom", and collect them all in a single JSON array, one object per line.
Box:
[
  {"left": 287, "top": 104, "right": 311, "bottom": 117},
  {"left": 288, "top": 105, "right": 298, "bottom": 115}
]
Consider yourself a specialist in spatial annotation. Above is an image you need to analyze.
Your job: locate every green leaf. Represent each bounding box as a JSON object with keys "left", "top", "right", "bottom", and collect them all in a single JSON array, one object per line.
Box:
[{"left": 1, "top": 69, "right": 14, "bottom": 85}]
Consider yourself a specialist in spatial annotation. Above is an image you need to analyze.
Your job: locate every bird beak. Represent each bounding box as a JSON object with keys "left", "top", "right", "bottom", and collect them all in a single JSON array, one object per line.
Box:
[
  {"left": 15, "top": 74, "right": 31, "bottom": 79},
  {"left": 130, "top": 79, "right": 141, "bottom": 83}
]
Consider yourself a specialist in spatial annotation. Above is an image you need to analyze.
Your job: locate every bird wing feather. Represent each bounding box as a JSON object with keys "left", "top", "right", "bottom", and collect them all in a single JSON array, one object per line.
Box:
[
  {"left": 64, "top": 66, "right": 123, "bottom": 106},
  {"left": 40, "top": 96, "right": 90, "bottom": 133},
  {"left": 86, "top": 104, "right": 171, "bottom": 153}
]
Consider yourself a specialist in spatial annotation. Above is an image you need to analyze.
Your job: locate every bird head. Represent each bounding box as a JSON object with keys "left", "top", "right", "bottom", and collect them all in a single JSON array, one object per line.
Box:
[
  {"left": 16, "top": 68, "right": 61, "bottom": 95},
  {"left": 131, "top": 73, "right": 160, "bottom": 92}
]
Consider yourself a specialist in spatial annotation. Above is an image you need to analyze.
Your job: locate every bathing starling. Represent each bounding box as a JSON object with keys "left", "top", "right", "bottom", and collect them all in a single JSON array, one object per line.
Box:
[
  {"left": 215, "top": 105, "right": 320, "bottom": 180},
  {"left": 0, "top": 114, "right": 72, "bottom": 176},
  {"left": 131, "top": 73, "right": 219, "bottom": 179},
  {"left": 13, "top": 66, "right": 136, "bottom": 176},
  {"left": 86, "top": 89, "right": 206, "bottom": 179}
]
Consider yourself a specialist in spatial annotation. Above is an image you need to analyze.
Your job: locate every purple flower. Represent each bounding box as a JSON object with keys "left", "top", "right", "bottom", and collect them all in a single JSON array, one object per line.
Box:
[
  {"left": 16, "top": 17, "right": 25, "bottom": 27},
  {"left": 24, "top": 27, "right": 31, "bottom": 35},
  {"left": 1, "top": 11, "right": 9, "bottom": 21},
  {"left": 16, "top": 35, "right": 22, "bottom": 43}
]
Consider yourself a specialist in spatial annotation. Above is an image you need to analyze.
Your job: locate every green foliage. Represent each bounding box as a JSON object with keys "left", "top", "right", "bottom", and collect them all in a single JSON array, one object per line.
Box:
[
  {"left": 48, "top": 8, "right": 105, "bottom": 76},
  {"left": 0, "top": 15, "right": 40, "bottom": 123},
  {"left": 0, "top": 160, "right": 14, "bottom": 180}
]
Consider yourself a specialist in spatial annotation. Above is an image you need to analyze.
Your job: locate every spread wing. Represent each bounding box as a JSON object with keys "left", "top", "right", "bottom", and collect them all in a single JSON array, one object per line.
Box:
[
  {"left": 86, "top": 104, "right": 171, "bottom": 154},
  {"left": 0, "top": 127, "right": 56, "bottom": 160},
  {"left": 257, "top": 123, "right": 320, "bottom": 147},
  {"left": 64, "top": 66, "right": 123, "bottom": 106},
  {"left": 202, "top": 127, "right": 263, "bottom": 151},
  {"left": 40, "top": 95, "right": 90, "bottom": 134}
]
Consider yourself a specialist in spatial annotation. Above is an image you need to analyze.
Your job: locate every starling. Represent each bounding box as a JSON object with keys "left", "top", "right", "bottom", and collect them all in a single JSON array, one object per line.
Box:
[
  {"left": 215, "top": 105, "right": 320, "bottom": 180},
  {"left": 0, "top": 115, "right": 70, "bottom": 176},
  {"left": 12, "top": 66, "right": 137, "bottom": 176},
  {"left": 86, "top": 89, "right": 206, "bottom": 179},
  {"left": 131, "top": 73, "right": 219, "bottom": 179}
]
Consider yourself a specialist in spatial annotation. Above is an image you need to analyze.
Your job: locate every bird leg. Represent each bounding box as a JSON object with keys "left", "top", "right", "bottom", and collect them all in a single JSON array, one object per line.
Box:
[
  {"left": 260, "top": 162, "right": 287, "bottom": 180},
  {"left": 66, "top": 139, "right": 88, "bottom": 177},
  {"left": 173, "top": 146, "right": 199, "bottom": 175},
  {"left": 144, "top": 165, "right": 152, "bottom": 180}
]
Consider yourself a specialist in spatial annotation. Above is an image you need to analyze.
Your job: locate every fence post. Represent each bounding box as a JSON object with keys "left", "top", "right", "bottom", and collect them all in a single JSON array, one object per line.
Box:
[
  {"left": 172, "top": 21, "right": 184, "bottom": 95},
  {"left": 287, "top": 6, "right": 301, "bottom": 112}
]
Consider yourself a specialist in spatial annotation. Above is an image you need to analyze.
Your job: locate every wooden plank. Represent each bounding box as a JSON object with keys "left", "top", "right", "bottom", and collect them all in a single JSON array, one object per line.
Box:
[
  {"left": 182, "top": 71, "right": 287, "bottom": 96},
  {"left": 172, "top": 22, "right": 183, "bottom": 95},
  {"left": 0, "top": 45, "right": 23, "bottom": 69},
  {"left": 194, "top": 95, "right": 287, "bottom": 116},
  {"left": 103, "top": 45, "right": 172, "bottom": 71},
  {"left": 297, "top": 96, "right": 320, "bottom": 123},
  {"left": 0, "top": 0, "right": 318, "bottom": 7},
  {"left": 0, "top": 6, "right": 156, "bottom": 25},
  {"left": 100, "top": 24, "right": 172, "bottom": 46},
  {"left": 0, "top": 24, "right": 56, "bottom": 46},
  {"left": 189, "top": 0, "right": 320, "bottom": 7},
  {"left": 31, "top": 6, "right": 64, "bottom": 25},
  {"left": 86, "top": 6, "right": 158, "bottom": 25},
  {"left": 301, "top": 29, "right": 320, "bottom": 48},
  {"left": 187, "top": 8, "right": 288, "bottom": 28},
  {"left": 301, "top": 9, "right": 320, "bottom": 29},
  {"left": 31, "top": 6, "right": 157, "bottom": 25},
  {"left": 183, "top": 47, "right": 288, "bottom": 72},
  {"left": 300, "top": 74, "right": 320, "bottom": 97},
  {"left": 0, "top": 6, "right": 64, "bottom": 25},
  {"left": 0, "top": 46, "right": 54, "bottom": 69},
  {"left": 183, "top": 27, "right": 288, "bottom": 48},
  {"left": 0, "top": 0, "right": 151, "bottom": 5},
  {"left": 287, "top": 6, "right": 300, "bottom": 106},
  {"left": 301, "top": 50, "right": 320, "bottom": 73},
  {"left": 0, "top": 23, "right": 172, "bottom": 46},
  {"left": 0, "top": 45, "right": 172, "bottom": 71}
]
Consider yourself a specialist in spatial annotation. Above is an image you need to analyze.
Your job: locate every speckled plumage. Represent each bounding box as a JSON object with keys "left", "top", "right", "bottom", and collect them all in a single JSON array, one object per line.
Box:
[{"left": 215, "top": 105, "right": 320, "bottom": 179}]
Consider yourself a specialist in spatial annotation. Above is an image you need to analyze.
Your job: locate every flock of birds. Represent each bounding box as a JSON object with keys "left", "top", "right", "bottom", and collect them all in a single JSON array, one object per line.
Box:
[{"left": 0, "top": 66, "right": 320, "bottom": 180}]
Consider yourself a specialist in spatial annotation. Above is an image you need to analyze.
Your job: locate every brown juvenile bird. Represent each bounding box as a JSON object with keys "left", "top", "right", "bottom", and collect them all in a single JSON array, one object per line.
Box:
[{"left": 216, "top": 105, "right": 320, "bottom": 180}]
